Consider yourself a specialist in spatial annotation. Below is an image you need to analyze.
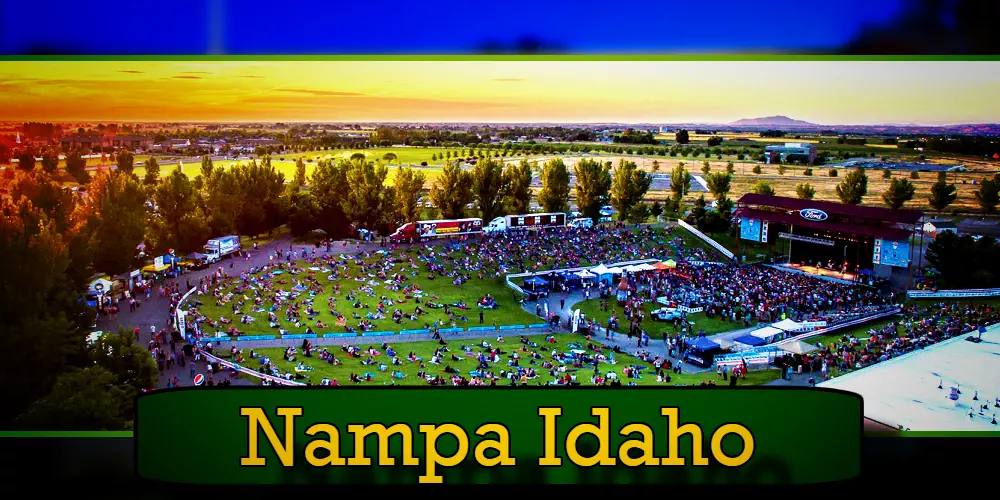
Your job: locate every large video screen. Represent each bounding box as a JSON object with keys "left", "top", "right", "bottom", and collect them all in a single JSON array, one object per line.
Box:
[
  {"left": 740, "top": 217, "right": 762, "bottom": 242},
  {"left": 874, "top": 238, "right": 911, "bottom": 267}
]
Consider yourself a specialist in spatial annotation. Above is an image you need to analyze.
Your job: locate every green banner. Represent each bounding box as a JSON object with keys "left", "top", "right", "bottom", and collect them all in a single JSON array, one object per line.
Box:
[{"left": 136, "top": 387, "right": 860, "bottom": 484}]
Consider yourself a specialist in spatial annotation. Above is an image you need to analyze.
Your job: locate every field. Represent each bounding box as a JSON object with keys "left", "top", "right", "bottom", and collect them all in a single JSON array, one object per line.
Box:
[
  {"left": 249, "top": 333, "right": 781, "bottom": 386},
  {"left": 195, "top": 248, "right": 541, "bottom": 337}
]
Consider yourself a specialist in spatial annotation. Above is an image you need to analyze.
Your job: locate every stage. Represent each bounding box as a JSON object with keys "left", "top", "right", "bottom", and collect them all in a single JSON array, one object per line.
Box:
[{"left": 771, "top": 263, "right": 858, "bottom": 285}]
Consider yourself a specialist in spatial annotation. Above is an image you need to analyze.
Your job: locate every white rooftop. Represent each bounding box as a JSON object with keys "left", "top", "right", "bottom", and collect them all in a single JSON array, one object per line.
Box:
[{"left": 818, "top": 324, "right": 1000, "bottom": 431}]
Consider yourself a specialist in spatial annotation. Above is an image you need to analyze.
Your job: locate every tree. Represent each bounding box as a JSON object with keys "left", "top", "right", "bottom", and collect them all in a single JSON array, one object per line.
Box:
[
  {"left": 503, "top": 160, "right": 533, "bottom": 214},
  {"left": 430, "top": 161, "right": 473, "bottom": 219},
  {"left": 835, "top": 167, "right": 868, "bottom": 204},
  {"left": 975, "top": 174, "right": 1000, "bottom": 214},
  {"left": 341, "top": 159, "right": 388, "bottom": 231},
  {"left": 229, "top": 160, "right": 288, "bottom": 237},
  {"left": 471, "top": 158, "right": 508, "bottom": 223},
  {"left": 17, "top": 152, "right": 35, "bottom": 171},
  {"left": 803, "top": 167, "right": 813, "bottom": 176},
  {"left": 382, "top": 152, "right": 398, "bottom": 165},
  {"left": 200, "top": 155, "right": 215, "bottom": 181},
  {"left": 151, "top": 168, "right": 205, "bottom": 252},
  {"left": 910, "top": 170, "right": 920, "bottom": 179},
  {"left": 795, "top": 182, "right": 816, "bottom": 200},
  {"left": 287, "top": 191, "right": 320, "bottom": 237},
  {"left": 142, "top": 157, "right": 160, "bottom": 186},
  {"left": 14, "top": 366, "right": 131, "bottom": 431},
  {"left": 538, "top": 158, "right": 571, "bottom": 213},
  {"left": 628, "top": 203, "right": 650, "bottom": 224},
  {"left": 669, "top": 162, "right": 692, "bottom": 210},
  {"left": 350, "top": 152, "right": 366, "bottom": 162},
  {"left": 928, "top": 172, "right": 958, "bottom": 212},
  {"left": 882, "top": 168, "right": 892, "bottom": 179},
  {"left": 751, "top": 181, "right": 775, "bottom": 196},
  {"left": 651, "top": 159, "right": 660, "bottom": 172},
  {"left": 650, "top": 200, "right": 664, "bottom": 219},
  {"left": 40, "top": 149, "right": 59, "bottom": 173},
  {"left": 726, "top": 161, "right": 735, "bottom": 174},
  {"left": 309, "top": 160, "right": 351, "bottom": 238},
  {"left": 0, "top": 195, "right": 90, "bottom": 427},
  {"left": 675, "top": 130, "right": 690, "bottom": 144},
  {"left": 609, "top": 160, "right": 652, "bottom": 221},
  {"left": 752, "top": 165, "right": 762, "bottom": 174},
  {"left": 393, "top": 165, "right": 426, "bottom": 225},
  {"left": 65, "top": 150, "right": 90, "bottom": 184},
  {"left": 829, "top": 168, "right": 838, "bottom": 177},
  {"left": 777, "top": 164, "right": 786, "bottom": 175},
  {"left": 115, "top": 151, "right": 135, "bottom": 175},
  {"left": 705, "top": 172, "right": 732, "bottom": 203},
  {"left": 10, "top": 170, "right": 77, "bottom": 233},
  {"left": 701, "top": 161, "right": 710, "bottom": 175},
  {"left": 882, "top": 177, "right": 916, "bottom": 209},
  {"left": 89, "top": 328, "right": 158, "bottom": 409},
  {"left": 294, "top": 158, "right": 307, "bottom": 187},
  {"left": 85, "top": 171, "right": 149, "bottom": 275},
  {"left": 574, "top": 158, "right": 612, "bottom": 221}
]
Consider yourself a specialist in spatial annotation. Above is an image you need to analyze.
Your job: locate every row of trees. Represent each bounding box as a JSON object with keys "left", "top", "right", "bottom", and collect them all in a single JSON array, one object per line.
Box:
[{"left": 2, "top": 167, "right": 158, "bottom": 430}]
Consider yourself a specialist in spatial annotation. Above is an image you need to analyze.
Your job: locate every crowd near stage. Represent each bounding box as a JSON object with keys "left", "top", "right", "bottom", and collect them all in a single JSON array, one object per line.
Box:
[{"left": 733, "top": 194, "right": 923, "bottom": 287}]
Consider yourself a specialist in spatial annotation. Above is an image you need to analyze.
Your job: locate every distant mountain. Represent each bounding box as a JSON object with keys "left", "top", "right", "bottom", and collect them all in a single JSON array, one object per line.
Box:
[{"left": 728, "top": 115, "right": 819, "bottom": 127}]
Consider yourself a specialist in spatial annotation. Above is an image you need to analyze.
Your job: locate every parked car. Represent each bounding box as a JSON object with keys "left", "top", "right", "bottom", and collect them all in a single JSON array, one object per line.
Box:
[{"left": 650, "top": 307, "right": 683, "bottom": 322}]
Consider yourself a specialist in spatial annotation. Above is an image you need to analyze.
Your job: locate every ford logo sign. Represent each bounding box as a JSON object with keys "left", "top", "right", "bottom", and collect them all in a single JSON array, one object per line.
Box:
[{"left": 800, "top": 208, "right": 828, "bottom": 222}]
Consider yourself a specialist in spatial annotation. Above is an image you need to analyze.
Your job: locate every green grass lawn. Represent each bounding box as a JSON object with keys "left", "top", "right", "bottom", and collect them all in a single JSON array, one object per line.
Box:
[
  {"left": 195, "top": 250, "right": 541, "bottom": 336},
  {"left": 571, "top": 298, "right": 745, "bottom": 337},
  {"left": 248, "top": 333, "right": 780, "bottom": 386}
]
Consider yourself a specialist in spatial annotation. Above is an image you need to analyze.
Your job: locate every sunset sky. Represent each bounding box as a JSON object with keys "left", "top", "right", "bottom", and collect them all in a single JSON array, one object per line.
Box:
[{"left": 0, "top": 60, "right": 997, "bottom": 125}]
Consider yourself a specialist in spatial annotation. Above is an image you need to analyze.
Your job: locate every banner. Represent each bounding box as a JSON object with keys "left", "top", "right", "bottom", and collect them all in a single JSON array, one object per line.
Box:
[
  {"left": 714, "top": 351, "right": 772, "bottom": 366},
  {"left": 136, "top": 388, "right": 861, "bottom": 485},
  {"left": 906, "top": 288, "right": 1000, "bottom": 299}
]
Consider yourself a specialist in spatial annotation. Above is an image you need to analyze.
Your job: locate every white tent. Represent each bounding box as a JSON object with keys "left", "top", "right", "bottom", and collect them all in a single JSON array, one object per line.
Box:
[
  {"left": 623, "top": 265, "right": 643, "bottom": 273},
  {"left": 777, "top": 339, "right": 819, "bottom": 355},
  {"left": 750, "top": 326, "right": 783, "bottom": 339},
  {"left": 576, "top": 269, "right": 596, "bottom": 279},
  {"left": 591, "top": 264, "right": 622, "bottom": 275},
  {"left": 634, "top": 263, "right": 657, "bottom": 272},
  {"left": 772, "top": 318, "right": 804, "bottom": 332}
]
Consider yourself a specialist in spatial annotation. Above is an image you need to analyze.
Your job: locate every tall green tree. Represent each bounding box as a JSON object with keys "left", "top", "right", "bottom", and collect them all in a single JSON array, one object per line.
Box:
[
  {"left": 142, "top": 157, "right": 160, "bottom": 186},
  {"left": 115, "top": 151, "right": 135, "bottom": 175},
  {"left": 574, "top": 158, "right": 612, "bottom": 221},
  {"left": 430, "top": 161, "right": 473, "bottom": 219},
  {"left": 393, "top": 165, "right": 426, "bottom": 225},
  {"left": 200, "top": 155, "right": 215, "bottom": 180},
  {"left": 701, "top": 160, "right": 710, "bottom": 175},
  {"left": 16, "top": 152, "right": 35, "bottom": 171},
  {"left": 975, "top": 174, "right": 1000, "bottom": 214},
  {"left": 231, "top": 160, "right": 287, "bottom": 237},
  {"left": 882, "top": 177, "right": 917, "bottom": 209},
  {"left": 675, "top": 130, "right": 690, "bottom": 144},
  {"left": 294, "top": 158, "right": 307, "bottom": 187},
  {"left": 796, "top": 182, "right": 816, "bottom": 200},
  {"left": 835, "top": 167, "right": 868, "bottom": 204},
  {"left": 85, "top": 171, "right": 149, "bottom": 274},
  {"left": 705, "top": 172, "right": 732, "bottom": 202},
  {"left": 471, "top": 158, "right": 508, "bottom": 223},
  {"left": 928, "top": 171, "right": 958, "bottom": 211},
  {"left": 40, "top": 149, "right": 59, "bottom": 173},
  {"left": 287, "top": 191, "right": 320, "bottom": 237},
  {"left": 610, "top": 160, "right": 652, "bottom": 221},
  {"left": 503, "top": 160, "right": 533, "bottom": 214},
  {"left": 538, "top": 158, "right": 571, "bottom": 213},
  {"left": 10, "top": 170, "right": 76, "bottom": 233},
  {"left": 65, "top": 150, "right": 90, "bottom": 184},
  {"left": 151, "top": 168, "right": 207, "bottom": 252},
  {"left": 14, "top": 366, "right": 130, "bottom": 431},
  {"left": 751, "top": 180, "right": 776, "bottom": 196},
  {"left": 669, "top": 162, "right": 692, "bottom": 212},
  {"left": 309, "top": 159, "right": 352, "bottom": 238}
]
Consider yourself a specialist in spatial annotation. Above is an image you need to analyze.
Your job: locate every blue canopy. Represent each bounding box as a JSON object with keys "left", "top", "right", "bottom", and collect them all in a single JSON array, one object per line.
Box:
[
  {"left": 688, "top": 336, "right": 721, "bottom": 351},
  {"left": 524, "top": 276, "right": 548, "bottom": 286},
  {"left": 733, "top": 334, "right": 768, "bottom": 347},
  {"left": 162, "top": 254, "right": 181, "bottom": 264}
]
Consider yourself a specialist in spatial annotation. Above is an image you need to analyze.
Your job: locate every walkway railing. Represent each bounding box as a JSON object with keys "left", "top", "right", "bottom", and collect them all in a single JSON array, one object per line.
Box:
[
  {"left": 676, "top": 219, "right": 735, "bottom": 260},
  {"left": 906, "top": 288, "right": 1000, "bottom": 300}
]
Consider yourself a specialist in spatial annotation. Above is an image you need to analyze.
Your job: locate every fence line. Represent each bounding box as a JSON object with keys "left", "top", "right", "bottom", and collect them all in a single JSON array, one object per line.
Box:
[
  {"left": 676, "top": 219, "right": 736, "bottom": 260},
  {"left": 906, "top": 288, "right": 1000, "bottom": 300}
]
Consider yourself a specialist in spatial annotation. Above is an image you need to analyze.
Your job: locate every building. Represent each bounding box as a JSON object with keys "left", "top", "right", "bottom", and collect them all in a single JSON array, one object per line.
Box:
[
  {"left": 818, "top": 323, "right": 1000, "bottom": 431},
  {"left": 764, "top": 142, "right": 818, "bottom": 165},
  {"left": 923, "top": 220, "right": 958, "bottom": 238},
  {"left": 733, "top": 194, "right": 923, "bottom": 282},
  {"left": 61, "top": 134, "right": 152, "bottom": 151}
]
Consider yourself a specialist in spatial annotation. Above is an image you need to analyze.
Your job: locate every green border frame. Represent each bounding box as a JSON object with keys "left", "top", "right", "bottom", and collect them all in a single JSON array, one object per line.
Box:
[
  {"left": 2, "top": 51, "right": 998, "bottom": 438},
  {"left": 0, "top": 55, "right": 999, "bottom": 61}
]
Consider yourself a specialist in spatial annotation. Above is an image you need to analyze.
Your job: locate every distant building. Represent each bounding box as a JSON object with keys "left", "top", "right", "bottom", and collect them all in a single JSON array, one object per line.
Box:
[
  {"left": 764, "top": 142, "right": 818, "bottom": 165},
  {"left": 62, "top": 134, "right": 151, "bottom": 151}
]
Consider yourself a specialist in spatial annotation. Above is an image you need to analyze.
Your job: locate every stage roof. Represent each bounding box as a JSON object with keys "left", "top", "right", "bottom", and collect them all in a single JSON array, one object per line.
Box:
[
  {"left": 817, "top": 324, "right": 1000, "bottom": 431},
  {"left": 734, "top": 207, "right": 913, "bottom": 241},
  {"left": 736, "top": 194, "right": 923, "bottom": 225}
]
